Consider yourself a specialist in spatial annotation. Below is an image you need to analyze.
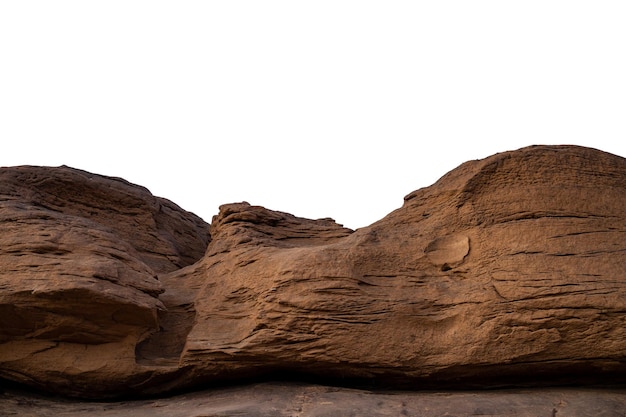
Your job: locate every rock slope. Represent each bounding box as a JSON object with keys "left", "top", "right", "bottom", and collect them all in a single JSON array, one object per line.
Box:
[{"left": 0, "top": 145, "right": 625, "bottom": 398}]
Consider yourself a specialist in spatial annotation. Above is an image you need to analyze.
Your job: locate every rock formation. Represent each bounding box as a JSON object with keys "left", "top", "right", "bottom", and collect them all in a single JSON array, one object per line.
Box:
[
  {"left": 3, "top": 383, "right": 626, "bottom": 417},
  {"left": 0, "top": 145, "right": 625, "bottom": 399},
  {"left": 0, "top": 166, "right": 210, "bottom": 396}
]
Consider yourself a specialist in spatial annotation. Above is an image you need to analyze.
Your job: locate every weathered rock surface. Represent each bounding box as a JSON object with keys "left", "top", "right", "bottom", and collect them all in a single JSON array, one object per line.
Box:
[
  {"left": 3, "top": 382, "right": 626, "bottom": 417},
  {"left": 168, "top": 145, "right": 626, "bottom": 393},
  {"left": 1, "top": 145, "right": 625, "bottom": 400},
  {"left": 0, "top": 166, "right": 210, "bottom": 396}
]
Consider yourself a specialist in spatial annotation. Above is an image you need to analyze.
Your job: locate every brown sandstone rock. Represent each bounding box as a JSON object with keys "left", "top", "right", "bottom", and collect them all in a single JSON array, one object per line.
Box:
[
  {"left": 3, "top": 382, "right": 626, "bottom": 417},
  {"left": 0, "top": 166, "right": 209, "bottom": 271},
  {"left": 0, "top": 166, "right": 210, "bottom": 396},
  {"left": 1, "top": 145, "right": 625, "bottom": 399},
  {"left": 174, "top": 145, "right": 626, "bottom": 391}
]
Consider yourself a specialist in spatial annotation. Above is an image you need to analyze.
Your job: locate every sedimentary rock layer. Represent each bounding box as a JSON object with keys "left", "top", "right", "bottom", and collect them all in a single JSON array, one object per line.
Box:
[
  {"left": 0, "top": 166, "right": 210, "bottom": 396},
  {"left": 0, "top": 145, "right": 625, "bottom": 398},
  {"left": 173, "top": 145, "right": 626, "bottom": 390}
]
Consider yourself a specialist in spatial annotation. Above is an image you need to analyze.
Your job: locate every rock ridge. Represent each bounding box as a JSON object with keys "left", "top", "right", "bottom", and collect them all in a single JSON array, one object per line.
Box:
[{"left": 0, "top": 165, "right": 210, "bottom": 396}]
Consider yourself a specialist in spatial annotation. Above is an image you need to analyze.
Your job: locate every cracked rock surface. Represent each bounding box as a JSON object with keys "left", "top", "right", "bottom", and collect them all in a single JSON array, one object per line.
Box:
[{"left": 0, "top": 145, "right": 625, "bottom": 401}]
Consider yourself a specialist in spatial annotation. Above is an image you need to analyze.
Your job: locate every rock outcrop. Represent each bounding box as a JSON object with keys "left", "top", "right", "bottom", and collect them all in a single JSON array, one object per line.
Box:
[
  {"left": 0, "top": 166, "right": 210, "bottom": 396},
  {"left": 0, "top": 145, "right": 625, "bottom": 399}
]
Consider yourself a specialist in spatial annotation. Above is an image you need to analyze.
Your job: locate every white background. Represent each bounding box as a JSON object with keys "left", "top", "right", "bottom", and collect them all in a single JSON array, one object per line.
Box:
[{"left": 1, "top": 2, "right": 624, "bottom": 229}]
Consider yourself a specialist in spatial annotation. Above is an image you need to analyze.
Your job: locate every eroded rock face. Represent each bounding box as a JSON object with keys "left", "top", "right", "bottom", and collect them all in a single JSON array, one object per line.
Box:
[
  {"left": 1, "top": 146, "right": 625, "bottom": 398},
  {"left": 3, "top": 383, "right": 626, "bottom": 417},
  {"left": 0, "top": 166, "right": 210, "bottom": 396}
]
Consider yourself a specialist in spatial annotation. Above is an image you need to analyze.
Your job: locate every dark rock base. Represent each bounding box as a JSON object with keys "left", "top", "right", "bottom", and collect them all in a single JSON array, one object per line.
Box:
[{"left": 2, "top": 382, "right": 625, "bottom": 417}]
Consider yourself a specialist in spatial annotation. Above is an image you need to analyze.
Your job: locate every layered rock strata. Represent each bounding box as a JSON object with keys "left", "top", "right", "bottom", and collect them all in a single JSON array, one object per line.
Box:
[
  {"left": 0, "top": 145, "right": 625, "bottom": 398},
  {"left": 0, "top": 166, "right": 210, "bottom": 396},
  {"left": 3, "top": 383, "right": 626, "bottom": 417}
]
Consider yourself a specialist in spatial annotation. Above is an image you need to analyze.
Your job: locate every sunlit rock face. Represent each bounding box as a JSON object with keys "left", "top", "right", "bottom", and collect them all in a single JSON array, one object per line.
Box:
[{"left": 1, "top": 145, "right": 625, "bottom": 398}]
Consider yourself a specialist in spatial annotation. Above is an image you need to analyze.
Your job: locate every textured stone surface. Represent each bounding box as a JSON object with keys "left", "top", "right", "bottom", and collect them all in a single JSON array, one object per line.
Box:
[
  {"left": 1, "top": 145, "right": 625, "bottom": 400},
  {"left": 2, "top": 383, "right": 626, "bottom": 417},
  {"left": 170, "top": 145, "right": 626, "bottom": 393},
  {"left": 0, "top": 166, "right": 210, "bottom": 396}
]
